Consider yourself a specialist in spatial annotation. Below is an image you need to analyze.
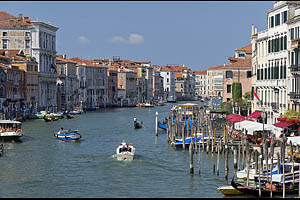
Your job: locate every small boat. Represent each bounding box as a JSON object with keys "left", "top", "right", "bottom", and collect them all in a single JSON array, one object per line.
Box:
[
  {"left": 69, "top": 110, "right": 83, "bottom": 115},
  {"left": 172, "top": 135, "right": 209, "bottom": 149},
  {"left": 66, "top": 113, "right": 74, "bottom": 119},
  {"left": 0, "top": 120, "right": 23, "bottom": 141},
  {"left": 54, "top": 129, "right": 81, "bottom": 141},
  {"left": 143, "top": 102, "right": 154, "bottom": 107},
  {"left": 44, "top": 116, "right": 52, "bottom": 122},
  {"left": 167, "top": 96, "right": 176, "bottom": 103},
  {"left": 116, "top": 141, "right": 135, "bottom": 161},
  {"left": 217, "top": 185, "right": 244, "bottom": 195},
  {"left": 158, "top": 121, "right": 167, "bottom": 130},
  {"left": 134, "top": 117, "right": 143, "bottom": 129}
]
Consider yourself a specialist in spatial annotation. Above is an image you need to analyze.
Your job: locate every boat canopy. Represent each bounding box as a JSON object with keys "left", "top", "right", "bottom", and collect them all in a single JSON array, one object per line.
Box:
[
  {"left": 0, "top": 120, "right": 21, "bottom": 124},
  {"left": 234, "top": 120, "right": 283, "bottom": 138},
  {"left": 287, "top": 136, "right": 300, "bottom": 146}
]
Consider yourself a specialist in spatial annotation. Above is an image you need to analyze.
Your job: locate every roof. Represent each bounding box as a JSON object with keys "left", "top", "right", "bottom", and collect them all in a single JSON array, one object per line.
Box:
[
  {"left": 0, "top": 12, "right": 32, "bottom": 28},
  {"left": 224, "top": 57, "right": 251, "bottom": 68},
  {"left": 192, "top": 70, "right": 207, "bottom": 75},
  {"left": 235, "top": 44, "right": 252, "bottom": 54},
  {"left": 208, "top": 65, "right": 224, "bottom": 71},
  {"left": 56, "top": 56, "right": 77, "bottom": 64}
]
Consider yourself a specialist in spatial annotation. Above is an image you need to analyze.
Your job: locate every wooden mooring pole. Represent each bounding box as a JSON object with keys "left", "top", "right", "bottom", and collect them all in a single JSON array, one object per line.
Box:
[{"left": 189, "top": 139, "right": 194, "bottom": 174}]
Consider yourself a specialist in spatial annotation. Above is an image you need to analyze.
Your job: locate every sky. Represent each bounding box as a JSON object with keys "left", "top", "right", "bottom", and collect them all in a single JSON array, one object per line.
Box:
[{"left": 1, "top": 1, "right": 273, "bottom": 71}]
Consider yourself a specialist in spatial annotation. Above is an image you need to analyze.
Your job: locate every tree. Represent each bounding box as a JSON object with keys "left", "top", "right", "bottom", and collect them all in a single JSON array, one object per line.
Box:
[{"left": 232, "top": 82, "right": 242, "bottom": 101}]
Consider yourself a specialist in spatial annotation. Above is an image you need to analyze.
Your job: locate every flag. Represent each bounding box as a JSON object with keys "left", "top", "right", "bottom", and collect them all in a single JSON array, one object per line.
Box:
[{"left": 254, "top": 90, "right": 261, "bottom": 104}]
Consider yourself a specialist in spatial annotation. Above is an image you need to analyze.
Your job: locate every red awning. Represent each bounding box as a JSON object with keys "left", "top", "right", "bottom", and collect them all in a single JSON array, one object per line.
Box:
[
  {"left": 273, "top": 121, "right": 295, "bottom": 128},
  {"left": 247, "top": 111, "right": 262, "bottom": 119},
  {"left": 226, "top": 114, "right": 248, "bottom": 124}
]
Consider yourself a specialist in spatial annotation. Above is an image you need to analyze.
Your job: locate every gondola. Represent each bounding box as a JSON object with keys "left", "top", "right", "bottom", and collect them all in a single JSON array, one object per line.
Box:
[
  {"left": 231, "top": 178, "right": 299, "bottom": 197},
  {"left": 133, "top": 117, "right": 143, "bottom": 129}
]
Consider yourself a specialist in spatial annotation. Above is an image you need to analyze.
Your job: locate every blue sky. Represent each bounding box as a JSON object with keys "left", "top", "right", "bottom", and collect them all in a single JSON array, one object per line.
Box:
[{"left": 2, "top": 1, "right": 273, "bottom": 71}]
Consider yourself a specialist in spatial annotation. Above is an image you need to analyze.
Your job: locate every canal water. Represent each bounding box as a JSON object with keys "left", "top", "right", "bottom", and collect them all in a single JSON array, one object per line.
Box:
[{"left": 0, "top": 101, "right": 238, "bottom": 198}]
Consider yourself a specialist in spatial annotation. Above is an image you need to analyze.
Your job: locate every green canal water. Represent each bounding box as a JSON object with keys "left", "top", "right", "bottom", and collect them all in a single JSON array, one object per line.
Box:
[{"left": 0, "top": 101, "right": 241, "bottom": 198}]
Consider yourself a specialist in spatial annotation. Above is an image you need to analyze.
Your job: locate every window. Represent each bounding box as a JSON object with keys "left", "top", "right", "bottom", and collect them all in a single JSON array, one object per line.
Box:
[
  {"left": 291, "top": 28, "right": 295, "bottom": 40},
  {"left": 270, "top": 16, "right": 274, "bottom": 28},
  {"left": 25, "top": 40, "right": 30, "bottom": 49},
  {"left": 2, "top": 39, "right": 7, "bottom": 49},
  {"left": 226, "top": 71, "right": 233, "bottom": 78},
  {"left": 2, "top": 32, "right": 7, "bottom": 37},
  {"left": 283, "top": 11, "right": 287, "bottom": 23},
  {"left": 25, "top": 32, "right": 30, "bottom": 37},
  {"left": 275, "top": 13, "right": 280, "bottom": 26},
  {"left": 227, "top": 85, "right": 231, "bottom": 93}
]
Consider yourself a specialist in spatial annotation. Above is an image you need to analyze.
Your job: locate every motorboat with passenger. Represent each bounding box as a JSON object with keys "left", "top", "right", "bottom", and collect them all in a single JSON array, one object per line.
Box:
[
  {"left": 116, "top": 141, "right": 135, "bottom": 161},
  {"left": 54, "top": 128, "right": 81, "bottom": 141}
]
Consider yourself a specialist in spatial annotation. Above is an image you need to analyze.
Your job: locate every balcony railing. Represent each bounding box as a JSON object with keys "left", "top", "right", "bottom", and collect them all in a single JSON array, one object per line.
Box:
[
  {"left": 271, "top": 102, "right": 279, "bottom": 110},
  {"left": 289, "top": 64, "right": 300, "bottom": 72},
  {"left": 288, "top": 92, "right": 300, "bottom": 100}
]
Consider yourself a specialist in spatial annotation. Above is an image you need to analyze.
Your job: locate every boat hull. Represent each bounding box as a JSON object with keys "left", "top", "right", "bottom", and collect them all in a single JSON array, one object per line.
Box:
[
  {"left": 217, "top": 186, "right": 244, "bottom": 195},
  {"left": 54, "top": 132, "right": 81, "bottom": 141},
  {"left": 116, "top": 154, "right": 134, "bottom": 161}
]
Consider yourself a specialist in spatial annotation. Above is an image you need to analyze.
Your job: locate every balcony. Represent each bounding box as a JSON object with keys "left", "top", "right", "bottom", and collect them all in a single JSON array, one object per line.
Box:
[
  {"left": 271, "top": 102, "right": 279, "bottom": 111},
  {"left": 289, "top": 64, "right": 300, "bottom": 74},
  {"left": 288, "top": 92, "right": 300, "bottom": 100}
]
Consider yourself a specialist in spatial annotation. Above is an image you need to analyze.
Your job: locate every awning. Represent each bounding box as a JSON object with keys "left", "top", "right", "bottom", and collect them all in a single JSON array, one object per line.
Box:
[
  {"left": 273, "top": 121, "right": 295, "bottom": 128},
  {"left": 247, "top": 111, "right": 262, "bottom": 119},
  {"left": 226, "top": 114, "right": 247, "bottom": 124}
]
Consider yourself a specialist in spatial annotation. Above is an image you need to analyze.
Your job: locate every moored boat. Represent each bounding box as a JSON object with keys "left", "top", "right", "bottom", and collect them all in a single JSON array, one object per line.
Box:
[
  {"left": 66, "top": 113, "right": 74, "bottom": 119},
  {"left": 217, "top": 185, "right": 244, "bottom": 195},
  {"left": 0, "top": 144, "right": 3, "bottom": 156},
  {"left": 69, "top": 110, "right": 83, "bottom": 115},
  {"left": 54, "top": 128, "right": 81, "bottom": 141},
  {"left": 116, "top": 141, "right": 135, "bottom": 161},
  {"left": 0, "top": 120, "right": 23, "bottom": 141}
]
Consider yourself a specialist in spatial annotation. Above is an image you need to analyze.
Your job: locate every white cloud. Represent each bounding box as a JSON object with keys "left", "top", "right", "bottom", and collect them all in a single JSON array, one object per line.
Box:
[
  {"left": 111, "top": 33, "right": 144, "bottom": 45},
  {"left": 78, "top": 36, "right": 90, "bottom": 44}
]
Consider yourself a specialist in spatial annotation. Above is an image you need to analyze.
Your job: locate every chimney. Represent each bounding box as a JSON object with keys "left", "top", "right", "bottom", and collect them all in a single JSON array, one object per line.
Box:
[
  {"left": 62, "top": 54, "right": 66, "bottom": 59},
  {"left": 18, "top": 14, "right": 23, "bottom": 21},
  {"left": 251, "top": 24, "right": 254, "bottom": 36},
  {"left": 224, "top": 63, "right": 226, "bottom": 66}
]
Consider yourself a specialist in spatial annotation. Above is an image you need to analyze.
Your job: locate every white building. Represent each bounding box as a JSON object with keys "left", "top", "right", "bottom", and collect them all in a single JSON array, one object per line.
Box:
[
  {"left": 160, "top": 71, "right": 176, "bottom": 101},
  {"left": 251, "top": 1, "right": 299, "bottom": 124}
]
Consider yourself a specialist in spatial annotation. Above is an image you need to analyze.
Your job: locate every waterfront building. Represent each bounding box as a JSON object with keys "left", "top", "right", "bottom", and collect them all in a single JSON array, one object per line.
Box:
[
  {"left": 9, "top": 51, "right": 39, "bottom": 109},
  {"left": 107, "top": 66, "right": 118, "bottom": 106},
  {"left": 251, "top": 1, "right": 294, "bottom": 124},
  {"left": 160, "top": 70, "right": 176, "bottom": 101},
  {"left": 193, "top": 70, "right": 208, "bottom": 99},
  {"left": 56, "top": 55, "right": 78, "bottom": 110},
  {"left": 207, "top": 65, "right": 223, "bottom": 98},
  {"left": 0, "top": 12, "right": 59, "bottom": 111},
  {"left": 287, "top": 5, "right": 300, "bottom": 112},
  {"left": 152, "top": 69, "right": 164, "bottom": 101},
  {"left": 71, "top": 57, "right": 88, "bottom": 108},
  {"left": 117, "top": 70, "right": 137, "bottom": 107},
  {"left": 86, "top": 64, "right": 108, "bottom": 108},
  {"left": 223, "top": 46, "right": 252, "bottom": 103}
]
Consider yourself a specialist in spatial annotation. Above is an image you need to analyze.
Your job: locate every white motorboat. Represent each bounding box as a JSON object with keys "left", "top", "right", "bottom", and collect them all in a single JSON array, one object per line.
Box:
[{"left": 116, "top": 141, "right": 135, "bottom": 161}]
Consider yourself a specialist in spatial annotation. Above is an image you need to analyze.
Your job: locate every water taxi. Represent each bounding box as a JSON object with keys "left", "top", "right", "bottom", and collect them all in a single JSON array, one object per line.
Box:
[
  {"left": 0, "top": 120, "right": 23, "bottom": 141},
  {"left": 116, "top": 141, "right": 135, "bottom": 161}
]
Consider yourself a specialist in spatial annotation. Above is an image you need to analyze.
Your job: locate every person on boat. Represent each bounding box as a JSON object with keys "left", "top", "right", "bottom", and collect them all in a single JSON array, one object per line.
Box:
[
  {"left": 60, "top": 127, "right": 64, "bottom": 133},
  {"left": 133, "top": 117, "right": 137, "bottom": 123},
  {"left": 126, "top": 144, "right": 131, "bottom": 152},
  {"left": 121, "top": 145, "right": 127, "bottom": 152}
]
